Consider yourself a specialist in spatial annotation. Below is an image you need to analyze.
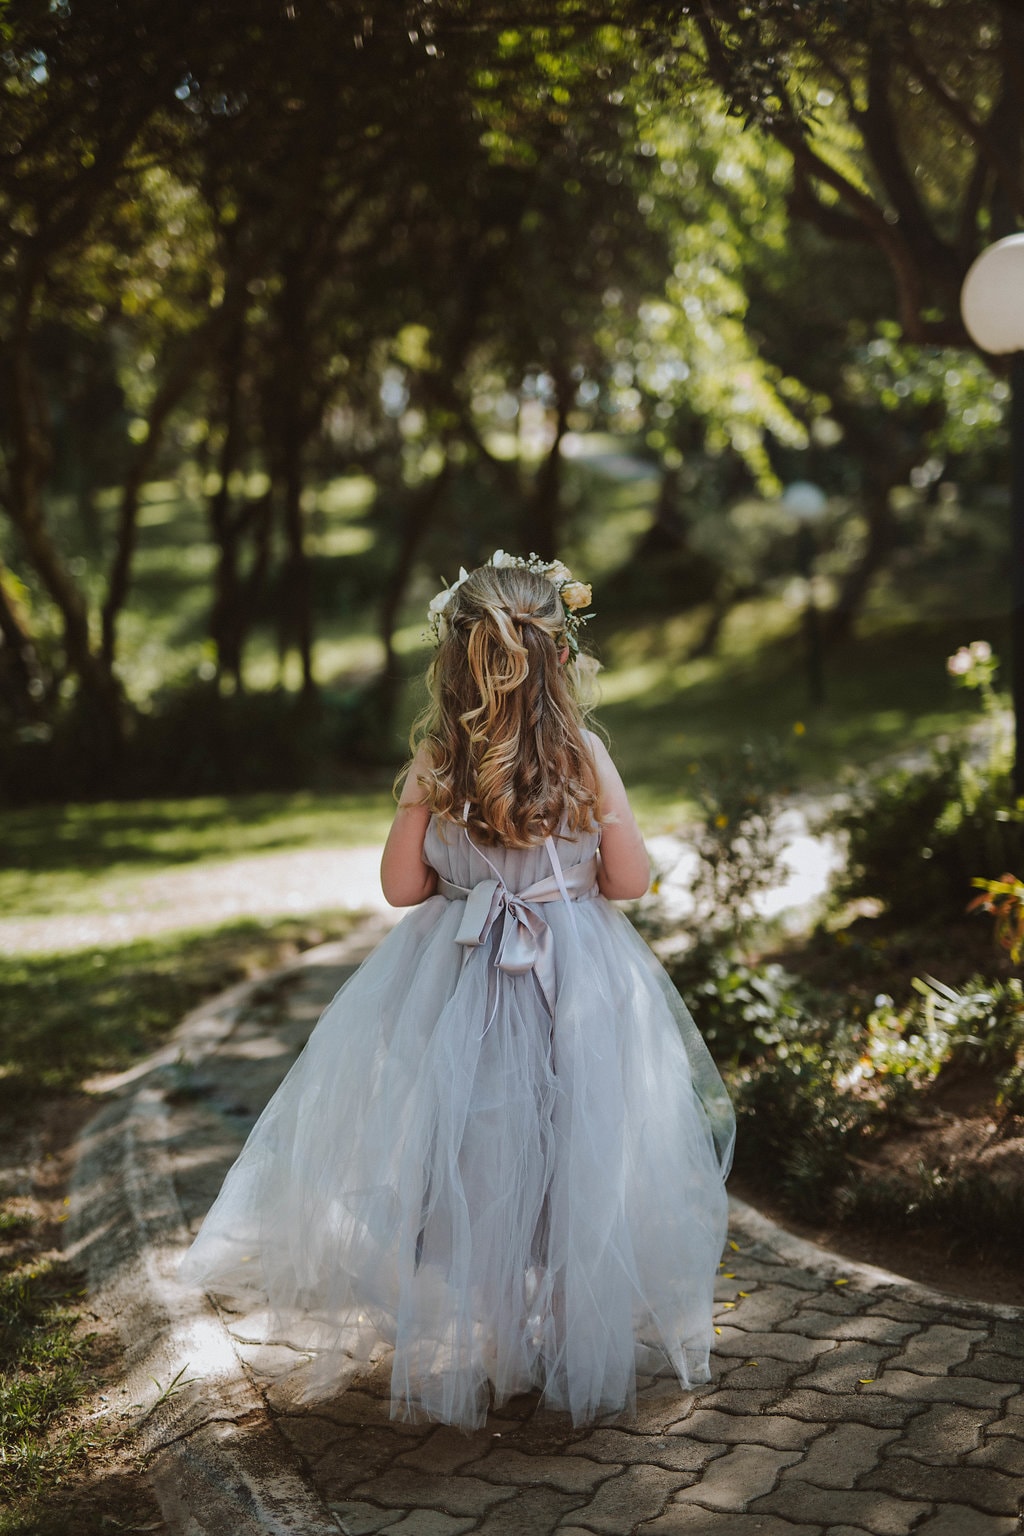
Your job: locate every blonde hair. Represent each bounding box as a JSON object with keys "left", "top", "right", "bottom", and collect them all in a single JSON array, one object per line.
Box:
[{"left": 407, "top": 563, "right": 599, "bottom": 847}]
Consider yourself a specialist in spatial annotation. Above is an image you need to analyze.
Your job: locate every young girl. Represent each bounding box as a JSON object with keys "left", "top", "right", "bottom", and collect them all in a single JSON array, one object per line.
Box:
[{"left": 179, "top": 553, "right": 734, "bottom": 1430}]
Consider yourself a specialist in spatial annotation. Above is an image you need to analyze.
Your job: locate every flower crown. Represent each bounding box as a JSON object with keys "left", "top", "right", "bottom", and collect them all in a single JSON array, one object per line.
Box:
[{"left": 425, "top": 550, "right": 594, "bottom": 656}]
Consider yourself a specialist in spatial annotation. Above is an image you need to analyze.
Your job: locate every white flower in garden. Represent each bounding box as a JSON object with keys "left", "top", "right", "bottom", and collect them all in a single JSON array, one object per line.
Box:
[
  {"left": 946, "top": 648, "right": 972, "bottom": 677},
  {"left": 969, "top": 640, "right": 992, "bottom": 663}
]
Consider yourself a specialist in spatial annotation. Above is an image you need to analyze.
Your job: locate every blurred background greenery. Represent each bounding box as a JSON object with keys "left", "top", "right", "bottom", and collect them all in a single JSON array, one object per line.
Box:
[
  {"left": 0, "top": 0, "right": 1017, "bottom": 817},
  {"left": 4, "top": 8, "right": 1024, "bottom": 1519}
]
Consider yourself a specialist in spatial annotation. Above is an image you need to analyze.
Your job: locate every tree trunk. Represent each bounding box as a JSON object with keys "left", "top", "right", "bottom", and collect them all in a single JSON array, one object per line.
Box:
[
  {"left": 101, "top": 317, "right": 226, "bottom": 668},
  {"left": 6, "top": 289, "right": 121, "bottom": 736},
  {"left": 280, "top": 424, "right": 315, "bottom": 696},
  {"left": 208, "top": 318, "right": 248, "bottom": 690},
  {"left": 521, "top": 372, "right": 570, "bottom": 557},
  {"left": 374, "top": 458, "right": 454, "bottom": 737},
  {"left": 824, "top": 482, "right": 895, "bottom": 644},
  {"left": 0, "top": 557, "right": 46, "bottom": 718}
]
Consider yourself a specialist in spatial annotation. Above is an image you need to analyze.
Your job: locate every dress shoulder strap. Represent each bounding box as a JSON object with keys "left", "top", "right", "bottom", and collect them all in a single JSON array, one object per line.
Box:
[{"left": 543, "top": 833, "right": 579, "bottom": 937}]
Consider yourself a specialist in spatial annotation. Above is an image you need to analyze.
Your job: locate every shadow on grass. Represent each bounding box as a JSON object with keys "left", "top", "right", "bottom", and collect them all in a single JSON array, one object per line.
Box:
[
  {"left": 2, "top": 790, "right": 395, "bottom": 880},
  {"left": 597, "top": 608, "right": 1003, "bottom": 808},
  {"left": 0, "top": 914, "right": 357, "bottom": 1126}
]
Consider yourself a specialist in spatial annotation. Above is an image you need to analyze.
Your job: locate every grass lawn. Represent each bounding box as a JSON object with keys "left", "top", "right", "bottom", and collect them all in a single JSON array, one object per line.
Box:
[
  {"left": 0, "top": 910, "right": 359, "bottom": 1534},
  {"left": 0, "top": 791, "right": 395, "bottom": 925},
  {"left": 596, "top": 599, "right": 1004, "bottom": 822},
  {"left": 0, "top": 912, "right": 359, "bottom": 1118},
  {"left": 2, "top": 589, "right": 1005, "bottom": 921}
]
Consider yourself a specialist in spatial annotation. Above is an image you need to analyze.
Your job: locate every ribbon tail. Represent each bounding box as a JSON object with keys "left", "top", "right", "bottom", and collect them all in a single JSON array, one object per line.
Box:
[
  {"left": 496, "top": 902, "right": 558, "bottom": 1018},
  {"left": 454, "top": 879, "right": 503, "bottom": 952}
]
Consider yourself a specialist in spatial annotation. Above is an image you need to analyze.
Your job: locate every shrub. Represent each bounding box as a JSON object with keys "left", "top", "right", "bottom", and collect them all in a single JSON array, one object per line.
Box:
[
  {"left": 827, "top": 642, "right": 1024, "bottom": 924},
  {"left": 667, "top": 945, "right": 813, "bottom": 1064},
  {"left": 828, "top": 747, "right": 1024, "bottom": 926},
  {"left": 685, "top": 739, "right": 793, "bottom": 942},
  {"left": 0, "top": 681, "right": 385, "bottom": 804}
]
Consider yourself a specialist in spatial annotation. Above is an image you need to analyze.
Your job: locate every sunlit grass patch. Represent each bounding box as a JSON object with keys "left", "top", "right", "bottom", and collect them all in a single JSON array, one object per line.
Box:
[
  {"left": 0, "top": 791, "right": 394, "bottom": 923},
  {"left": 0, "top": 912, "right": 358, "bottom": 1123},
  {"left": 0, "top": 1252, "right": 93, "bottom": 1513}
]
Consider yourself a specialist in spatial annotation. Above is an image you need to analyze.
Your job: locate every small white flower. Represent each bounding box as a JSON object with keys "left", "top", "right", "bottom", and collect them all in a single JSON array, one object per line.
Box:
[
  {"left": 425, "top": 567, "right": 470, "bottom": 638},
  {"left": 489, "top": 549, "right": 515, "bottom": 568},
  {"left": 946, "top": 648, "right": 972, "bottom": 677},
  {"left": 969, "top": 639, "right": 992, "bottom": 663}
]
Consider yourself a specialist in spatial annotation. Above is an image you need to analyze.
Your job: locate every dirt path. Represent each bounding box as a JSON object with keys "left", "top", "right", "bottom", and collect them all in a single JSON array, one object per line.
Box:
[
  {"left": 3, "top": 811, "right": 841, "bottom": 956},
  {"left": 0, "top": 845, "right": 394, "bottom": 954}
]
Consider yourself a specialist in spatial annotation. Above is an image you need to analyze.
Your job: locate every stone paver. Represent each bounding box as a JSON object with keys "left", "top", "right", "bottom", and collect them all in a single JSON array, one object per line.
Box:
[
  {"left": 858, "top": 1461, "right": 1020, "bottom": 1517},
  {"left": 79, "top": 935, "right": 1024, "bottom": 1535},
  {"left": 859, "top": 1370, "right": 1014, "bottom": 1409},
  {"left": 559, "top": 1464, "right": 696, "bottom": 1532},
  {"left": 912, "top": 1507, "right": 1020, "bottom": 1536},
  {"left": 790, "top": 1340, "right": 893, "bottom": 1393},
  {"left": 752, "top": 1484, "right": 930, "bottom": 1536},
  {"left": 770, "top": 1388, "right": 925, "bottom": 1430},
  {"left": 967, "top": 1436, "right": 1024, "bottom": 1475},
  {"left": 575, "top": 1427, "right": 722, "bottom": 1471},
  {"left": 886, "top": 1402, "right": 995, "bottom": 1465},
  {"left": 780, "top": 1423, "right": 900, "bottom": 1489},
  {"left": 778, "top": 1311, "right": 919, "bottom": 1345},
  {"left": 898, "top": 1323, "right": 986, "bottom": 1374},
  {"left": 671, "top": 1443, "right": 802, "bottom": 1511},
  {"left": 642, "top": 1509, "right": 825, "bottom": 1535},
  {"left": 683, "top": 1408, "right": 825, "bottom": 1451}
]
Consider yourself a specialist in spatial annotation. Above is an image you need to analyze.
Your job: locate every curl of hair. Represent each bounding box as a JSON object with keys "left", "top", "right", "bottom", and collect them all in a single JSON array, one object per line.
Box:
[{"left": 406, "top": 564, "right": 599, "bottom": 847}]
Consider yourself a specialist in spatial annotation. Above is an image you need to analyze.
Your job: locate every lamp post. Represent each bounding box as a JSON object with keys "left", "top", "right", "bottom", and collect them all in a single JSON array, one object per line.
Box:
[
  {"left": 783, "top": 480, "right": 829, "bottom": 709},
  {"left": 960, "top": 234, "right": 1024, "bottom": 800}
]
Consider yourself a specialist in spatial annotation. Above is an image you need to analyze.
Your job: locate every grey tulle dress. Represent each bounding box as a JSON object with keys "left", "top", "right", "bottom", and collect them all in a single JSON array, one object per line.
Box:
[{"left": 178, "top": 815, "right": 735, "bottom": 1429}]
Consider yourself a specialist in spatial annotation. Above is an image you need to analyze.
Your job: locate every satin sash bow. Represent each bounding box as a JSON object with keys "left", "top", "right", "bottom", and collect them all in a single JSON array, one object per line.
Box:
[{"left": 438, "top": 854, "right": 598, "bottom": 1018}]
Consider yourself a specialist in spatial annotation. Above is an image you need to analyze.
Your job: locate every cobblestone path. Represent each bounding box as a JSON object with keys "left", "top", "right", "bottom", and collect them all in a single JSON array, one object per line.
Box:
[
  {"left": 148, "top": 941, "right": 1024, "bottom": 1535},
  {"left": 256, "top": 1231, "right": 1024, "bottom": 1536}
]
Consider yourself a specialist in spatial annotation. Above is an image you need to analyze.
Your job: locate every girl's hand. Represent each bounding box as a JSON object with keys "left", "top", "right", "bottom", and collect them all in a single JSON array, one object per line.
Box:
[
  {"left": 587, "top": 733, "right": 650, "bottom": 900},
  {"left": 380, "top": 748, "right": 439, "bottom": 906}
]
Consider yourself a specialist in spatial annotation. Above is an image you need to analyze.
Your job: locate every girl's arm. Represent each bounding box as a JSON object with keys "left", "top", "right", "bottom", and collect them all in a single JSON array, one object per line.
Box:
[
  {"left": 587, "top": 733, "right": 651, "bottom": 900},
  {"left": 380, "top": 748, "right": 439, "bottom": 906}
]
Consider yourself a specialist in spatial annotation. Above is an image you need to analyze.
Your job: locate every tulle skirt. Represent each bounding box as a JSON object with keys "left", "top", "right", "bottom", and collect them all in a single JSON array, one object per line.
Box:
[{"left": 178, "top": 892, "right": 734, "bottom": 1429}]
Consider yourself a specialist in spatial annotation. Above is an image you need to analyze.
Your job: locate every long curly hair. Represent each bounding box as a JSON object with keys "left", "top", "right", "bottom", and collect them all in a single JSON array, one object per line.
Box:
[{"left": 407, "top": 563, "right": 599, "bottom": 847}]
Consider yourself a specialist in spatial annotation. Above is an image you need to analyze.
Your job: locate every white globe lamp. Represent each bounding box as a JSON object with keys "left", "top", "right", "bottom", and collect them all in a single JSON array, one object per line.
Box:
[{"left": 961, "top": 235, "right": 1024, "bottom": 797}]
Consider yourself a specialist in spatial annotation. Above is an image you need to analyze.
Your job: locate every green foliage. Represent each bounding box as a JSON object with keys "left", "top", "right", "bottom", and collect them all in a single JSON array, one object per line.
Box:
[
  {"left": 0, "top": 1254, "right": 92, "bottom": 1508},
  {"left": 857, "top": 976, "right": 1024, "bottom": 1102},
  {"left": 685, "top": 740, "right": 793, "bottom": 941},
  {"left": 724, "top": 965, "right": 1024, "bottom": 1244},
  {"left": 667, "top": 946, "right": 811, "bottom": 1064},
  {"left": 827, "top": 644, "right": 1023, "bottom": 924},
  {"left": 840, "top": 1166, "right": 1024, "bottom": 1264},
  {"left": 830, "top": 747, "right": 1024, "bottom": 926}
]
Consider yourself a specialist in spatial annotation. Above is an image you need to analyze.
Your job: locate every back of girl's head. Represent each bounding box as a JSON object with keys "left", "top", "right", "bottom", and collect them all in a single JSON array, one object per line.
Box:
[{"left": 411, "top": 562, "right": 598, "bottom": 846}]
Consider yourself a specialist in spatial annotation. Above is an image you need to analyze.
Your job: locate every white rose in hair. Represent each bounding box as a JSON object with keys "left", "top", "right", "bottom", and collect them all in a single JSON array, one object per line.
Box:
[{"left": 561, "top": 581, "right": 592, "bottom": 611}]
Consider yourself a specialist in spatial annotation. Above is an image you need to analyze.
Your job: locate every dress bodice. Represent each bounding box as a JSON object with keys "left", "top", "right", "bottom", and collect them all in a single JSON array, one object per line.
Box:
[{"left": 424, "top": 815, "right": 601, "bottom": 893}]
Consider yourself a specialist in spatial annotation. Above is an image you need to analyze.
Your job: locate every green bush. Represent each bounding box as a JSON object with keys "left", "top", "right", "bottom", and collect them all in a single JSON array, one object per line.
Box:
[
  {"left": 0, "top": 682, "right": 386, "bottom": 804},
  {"left": 827, "top": 745, "right": 1024, "bottom": 924},
  {"left": 714, "top": 967, "right": 1024, "bottom": 1236},
  {"left": 668, "top": 945, "right": 812, "bottom": 1064}
]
